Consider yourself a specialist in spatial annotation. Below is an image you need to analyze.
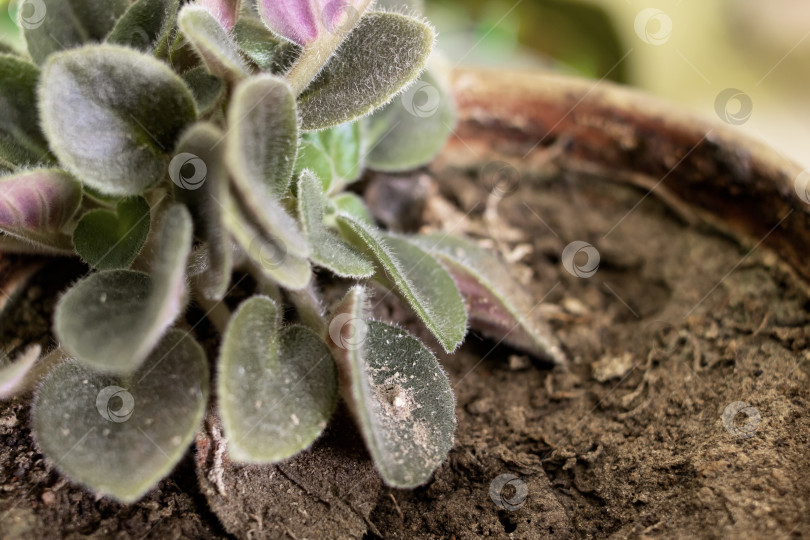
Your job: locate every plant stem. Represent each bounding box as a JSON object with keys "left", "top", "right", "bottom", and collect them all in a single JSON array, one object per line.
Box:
[
  {"left": 287, "top": 285, "right": 327, "bottom": 335},
  {"left": 195, "top": 293, "right": 232, "bottom": 335},
  {"left": 247, "top": 265, "right": 283, "bottom": 305}
]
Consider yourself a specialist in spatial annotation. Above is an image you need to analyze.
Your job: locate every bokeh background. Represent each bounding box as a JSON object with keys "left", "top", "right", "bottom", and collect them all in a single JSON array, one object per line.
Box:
[
  {"left": 1, "top": 0, "right": 807, "bottom": 167},
  {"left": 427, "top": 0, "right": 810, "bottom": 168}
]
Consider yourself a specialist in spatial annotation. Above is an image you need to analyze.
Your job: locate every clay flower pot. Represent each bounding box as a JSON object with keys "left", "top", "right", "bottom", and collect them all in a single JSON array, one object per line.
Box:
[{"left": 441, "top": 68, "right": 808, "bottom": 283}]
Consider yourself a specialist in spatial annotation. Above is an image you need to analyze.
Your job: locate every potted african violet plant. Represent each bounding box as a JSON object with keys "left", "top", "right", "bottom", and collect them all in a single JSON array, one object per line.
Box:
[{"left": 0, "top": 0, "right": 563, "bottom": 515}]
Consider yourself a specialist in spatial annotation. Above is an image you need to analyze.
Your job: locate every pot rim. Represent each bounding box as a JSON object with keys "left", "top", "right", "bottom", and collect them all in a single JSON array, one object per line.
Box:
[{"left": 441, "top": 67, "right": 810, "bottom": 284}]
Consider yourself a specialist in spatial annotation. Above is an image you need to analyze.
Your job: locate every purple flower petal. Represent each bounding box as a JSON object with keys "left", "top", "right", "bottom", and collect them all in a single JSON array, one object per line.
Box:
[
  {"left": 320, "top": 0, "right": 362, "bottom": 35},
  {"left": 258, "top": 0, "right": 319, "bottom": 45},
  {"left": 0, "top": 170, "right": 82, "bottom": 234},
  {"left": 258, "top": 0, "right": 367, "bottom": 46},
  {"left": 196, "top": 0, "right": 241, "bottom": 31}
]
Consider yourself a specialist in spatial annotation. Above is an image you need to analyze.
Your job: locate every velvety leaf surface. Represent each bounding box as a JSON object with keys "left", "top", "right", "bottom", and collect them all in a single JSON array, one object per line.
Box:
[
  {"left": 107, "top": 0, "right": 180, "bottom": 52},
  {"left": 337, "top": 216, "right": 467, "bottom": 352},
  {"left": 172, "top": 122, "right": 232, "bottom": 300},
  {"left": 0, "top": 55, "right": 50, "bottom": 168},
  {"left": 219, "top": 296, "right": 337, "bottom": 462},
  {"left": 298, "top": 12, "right": 434, "bottom": 131},
  {"left": 412, "top": 234, "right": 567, "bottom": 365},
  {"left": 224, "top": 74, "right": 311, "bottom": 282},
  {"left": 295, "top": 123, "right": 362, "bottom": 193},
  {"left": 39, "top": 45, "right": 198, "bottom": 196},
  {"left": 226, "top": 74, "right": 298, "bottom": 198},
  {"left": 54, "top": 205, "right": 193, "bottom": 373},
  {"left": 182, "top": 67, "right": 225, "bottom": 115},
  {"left": 33, "top": 330, "right": 209, "bottom": 503},
  {"left": 0, "top": 169, "right": 81, "bottom": 251},
  {"left": 330, "top": 192, "right": 373, "bottom": 225},
  {"left": 179, "top": 6, "right": 250, "bottom": 83},
  {"left": 365, "top": 70, "right": 454, "bottom": 172},
  {"left": 233, "top": 16, "right": 298, "bottom": 72},
  {"left": 73, "top": 197, "right": 151, "bottom": 270},
  {"left": 327, "top": 286, "right": 455, "bottom": 487},
  {"left": 225, "top": 197, "right": 312, "bottom": 290},
  {"left": 297, "top": 171, "right": 373, "bottom": 278},
  {"left": 23, "top": 0, "right": 129, "bottom": 64}
]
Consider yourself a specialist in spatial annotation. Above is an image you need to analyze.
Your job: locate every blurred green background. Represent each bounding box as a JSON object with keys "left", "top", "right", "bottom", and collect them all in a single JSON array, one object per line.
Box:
[
  {"left": 427, "top": 0, "right": 810, "bottom": 168},
  {"left": 1, "top": 0, "right": 807, "bottom": 167}
]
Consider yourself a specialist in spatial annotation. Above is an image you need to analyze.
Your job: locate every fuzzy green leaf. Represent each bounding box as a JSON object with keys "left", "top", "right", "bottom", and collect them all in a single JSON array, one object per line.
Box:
[
  {"left": 295, "top": 123, "right": 363, "bottom": 193},
  {"left": 412, "top": 234, "right": 567, "bottom": 364},
  {"left": 0, "top": 169, "right": 81, "bottom": 252},
  {"left": 337, "top": 215, "right": 467, "bottom": 352},
  {"left": 55, "top": 205, "right": 193, "bottom": 374},
  {"left": 224, "top": 73, "right": 311, "bottom": 284},
  {"left": 73, "top": 197, "right": 151, "bottom": 270},
  {"left": 0, "top": 55, "right": 50, "bottom": 168},
  {"left": 330, "top": 192, "right": 373, "bottom": 225},
  {"left": 22, "top": 0, "right": 129, "bottom": 64},
  {"left": 297, "top": 171, "right": 373, "bottom": 279},
  {"left": 33, "top": 330, "right": 209, "bottom": 503},
  {"left": 107, "top": 0, "right": 180, "bottom": 53},
  {"left": 181, "top": 67, "right": 225, "bottom": 116},
  {"left": 226, "top": 74, "right": 299, "bottom": 199},
  {"left": 224, "top": 196, "right": 312, "bottom": 290},
  {"left": 298, "top": 12, "right": 434, "bottom": 131},
  {"left": 39, "top": 45, "right": 197, "bottom": 197},
  {"left": 172, "top": 122, "right": 232, "bottom": 300},
  {"left": 233, "top": 16, "right": 299, "bottom": 72},
  {"left": 219, "top": 296, "right": 337, "bottom": 462},
  {"left": 327, "top": 286, "right": 455, "bottom": 487},
  {"left": 365, "top": 70, "right": 454, "bottom": 172},
  {"left": 178, "top": 6, "right": 250, "bottom": 83}
]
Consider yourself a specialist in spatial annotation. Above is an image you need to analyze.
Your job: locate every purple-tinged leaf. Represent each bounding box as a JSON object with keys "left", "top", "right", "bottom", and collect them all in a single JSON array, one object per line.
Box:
[
  {"left": 0, "top": 170, "right": 80, "bottom": 233},
  {"left": 0, "top": 346, "right": 63, "bottom": 399},
  {"left": 411, "top": 234, "right": 567, "bottom": 365},
  {"left": 0, "top": 169, "right": 81, "bottom": 252},
  {"left": 0, "top": 345, "right": 41, "bottom": 398}
]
